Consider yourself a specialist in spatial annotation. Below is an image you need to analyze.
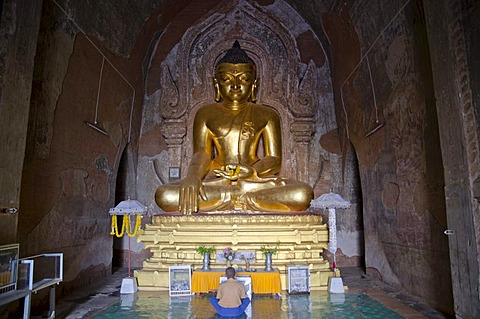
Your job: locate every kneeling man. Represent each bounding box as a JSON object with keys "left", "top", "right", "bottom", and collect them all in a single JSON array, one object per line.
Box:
[{"left": 210, "top": 267, "right": 250, "bottom": 317}]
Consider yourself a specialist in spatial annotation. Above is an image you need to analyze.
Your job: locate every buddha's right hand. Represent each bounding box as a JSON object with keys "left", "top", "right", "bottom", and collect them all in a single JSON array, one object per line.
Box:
[{"left": 179, "top": 177, "right": 207, "bottom": 214}]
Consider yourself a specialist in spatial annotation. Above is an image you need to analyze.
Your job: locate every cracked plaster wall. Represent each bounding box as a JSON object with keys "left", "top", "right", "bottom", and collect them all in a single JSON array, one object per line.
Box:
[
  {"left": 14, "top": 0, "right": 157, "bottom": 296},
  {"left": 322, "top": 0, "right": 452, "bottom": 312}
]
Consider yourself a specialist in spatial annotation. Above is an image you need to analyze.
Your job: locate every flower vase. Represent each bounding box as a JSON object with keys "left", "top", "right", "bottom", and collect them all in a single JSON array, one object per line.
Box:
[
  {"left": 227, "top": 259, "right": 232, "bottom": 268},
  {"left": 202, "top": 253, "right": 211, "bottom": 271},
  {"left": 245, "top": 261, "right": 250, "bottom": 271},
  {"left": 264, "top": 252, "right": 273, "bottom": 271}
]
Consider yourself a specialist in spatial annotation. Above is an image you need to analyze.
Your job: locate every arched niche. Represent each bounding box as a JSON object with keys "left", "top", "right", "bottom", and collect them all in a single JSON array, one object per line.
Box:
[{"left": 142, "top": 0, "right": 335, "bottom": 193}]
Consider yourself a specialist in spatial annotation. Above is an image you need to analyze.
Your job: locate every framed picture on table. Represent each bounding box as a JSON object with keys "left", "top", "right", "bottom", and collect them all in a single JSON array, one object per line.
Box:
[
  {"left": 168, "top": 266, "right": 192, "bottom": 296},
  {"left": 287, "top": 266, "right": 310, "bottom": 294}
]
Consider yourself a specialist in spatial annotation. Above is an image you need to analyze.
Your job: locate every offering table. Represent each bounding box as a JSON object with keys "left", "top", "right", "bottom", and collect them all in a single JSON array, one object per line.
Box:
[{"left": 192, "top": 268, "right": 281, "bottom": 294}]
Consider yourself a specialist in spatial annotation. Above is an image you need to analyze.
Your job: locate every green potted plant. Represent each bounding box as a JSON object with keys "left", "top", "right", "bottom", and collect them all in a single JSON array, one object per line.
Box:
[
  {"left": 260, "top": 244, "right": 279, "bottom": 271},
  {"left": 195, "top": 246, "right": 216, "bottom": 255},
  {"left": 196, "top": 246, "right": 215, "bottom": 271},
  {"left": 260, "top": 245, "right": 279, "bottom": 255}
]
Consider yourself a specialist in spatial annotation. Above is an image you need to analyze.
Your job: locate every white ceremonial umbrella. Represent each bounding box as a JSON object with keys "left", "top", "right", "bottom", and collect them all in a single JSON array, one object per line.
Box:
[
  {"left": 109, "top": 199, "right": 148, "bottom": 294},
  {"left": 310, "top": 192, "right": 351, "bottom": 293},
  {"left": 109, "top": 199, "right": 148, "bottom": 215}
]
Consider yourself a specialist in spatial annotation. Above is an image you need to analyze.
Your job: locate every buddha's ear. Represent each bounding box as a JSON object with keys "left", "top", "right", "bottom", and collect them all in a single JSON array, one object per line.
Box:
[
  {"left": 251, "top": 79, "right": 258, "bottom": 102},
  {"left": 214, "top": 78, "right": 221, "bottom": 102}
]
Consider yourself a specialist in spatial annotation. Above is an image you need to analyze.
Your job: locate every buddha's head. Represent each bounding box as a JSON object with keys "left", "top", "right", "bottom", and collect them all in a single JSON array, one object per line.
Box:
[{"left": 214, "top": 41, "right": 258, "bottom": 104}]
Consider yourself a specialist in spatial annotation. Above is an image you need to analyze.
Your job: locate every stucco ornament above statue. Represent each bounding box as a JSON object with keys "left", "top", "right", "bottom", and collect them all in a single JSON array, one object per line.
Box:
[{"left": 155, "top": 41, "right": 313, "bottom": 214}]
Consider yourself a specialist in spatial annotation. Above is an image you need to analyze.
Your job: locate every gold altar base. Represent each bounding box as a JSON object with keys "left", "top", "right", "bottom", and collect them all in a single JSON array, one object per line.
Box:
[{"left": 134, "top": 212, "right": 336, "bottom": 292}]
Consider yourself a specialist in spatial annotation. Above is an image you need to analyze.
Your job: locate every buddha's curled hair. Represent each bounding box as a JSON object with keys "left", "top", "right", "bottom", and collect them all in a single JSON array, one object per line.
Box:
[{"left": 216, "top": 40, "right": 255, "bottom": 67}]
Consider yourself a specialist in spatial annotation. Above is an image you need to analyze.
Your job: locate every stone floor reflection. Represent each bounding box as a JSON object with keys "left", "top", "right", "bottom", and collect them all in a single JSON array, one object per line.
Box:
[
  {"left": 57, "top": 268, "right": 450, "bottom": 319},
  {"left": 91, "top": 291, "right": 404, "bottom": 319}
]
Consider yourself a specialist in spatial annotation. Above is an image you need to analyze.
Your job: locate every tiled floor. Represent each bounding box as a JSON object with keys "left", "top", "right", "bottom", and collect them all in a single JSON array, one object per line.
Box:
[{"left": 56, "top": 267, "right": 451, "bottom": 319}]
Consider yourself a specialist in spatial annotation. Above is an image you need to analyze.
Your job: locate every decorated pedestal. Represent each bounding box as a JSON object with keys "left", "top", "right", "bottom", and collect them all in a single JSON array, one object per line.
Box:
[
  {"left": 134, "top": 212, "right": 335, "bottom": 291},
  {"left": 310, "top": 192, "right": 351, "bottom": 294}
]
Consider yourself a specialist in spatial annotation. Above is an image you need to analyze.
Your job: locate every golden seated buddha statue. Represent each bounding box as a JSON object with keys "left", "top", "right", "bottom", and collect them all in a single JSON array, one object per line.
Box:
[{"left": 155, "top": 41, "right": 313, "bottom": 214}]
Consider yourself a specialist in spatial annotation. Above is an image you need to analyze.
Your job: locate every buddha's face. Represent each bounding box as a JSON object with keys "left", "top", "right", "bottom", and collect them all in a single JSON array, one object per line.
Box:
[{"left": 215, "top": 63, "right": 256, "bottom": 106}]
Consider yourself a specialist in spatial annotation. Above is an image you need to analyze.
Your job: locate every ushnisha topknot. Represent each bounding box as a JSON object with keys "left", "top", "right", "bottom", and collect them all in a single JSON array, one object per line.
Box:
[{"left": 216, "top": 40, "right": 255, "bottom": 67}]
